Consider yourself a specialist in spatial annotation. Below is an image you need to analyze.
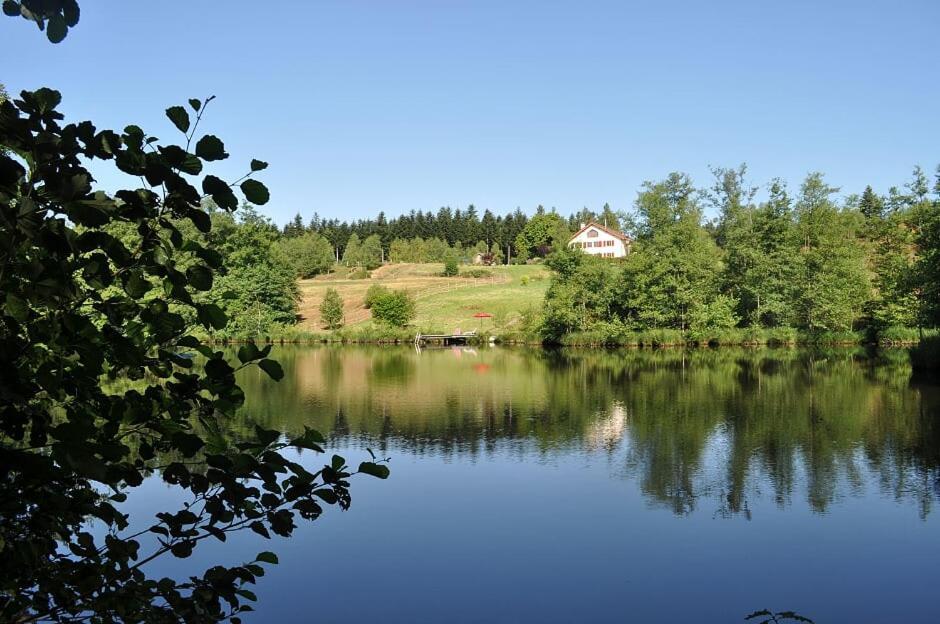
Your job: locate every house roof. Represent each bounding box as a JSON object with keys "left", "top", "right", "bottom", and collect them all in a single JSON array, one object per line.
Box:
[{"left": 568, "top": 221, "right": 631, "bottom": 242}]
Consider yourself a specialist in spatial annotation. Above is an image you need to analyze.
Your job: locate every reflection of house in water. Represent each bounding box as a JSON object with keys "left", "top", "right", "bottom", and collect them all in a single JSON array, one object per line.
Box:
[{"left": 584, "top": 401, "right": 627, "bottom": 450}]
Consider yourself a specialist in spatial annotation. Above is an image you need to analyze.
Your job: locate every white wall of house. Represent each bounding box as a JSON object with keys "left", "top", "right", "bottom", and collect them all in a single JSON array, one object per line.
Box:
[{"left": 567, "top": 225, "right": 629, "bottom": 258}]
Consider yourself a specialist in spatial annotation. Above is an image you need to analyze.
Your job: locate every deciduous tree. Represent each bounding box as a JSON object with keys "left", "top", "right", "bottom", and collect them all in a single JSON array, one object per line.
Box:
[
  {"left": 320, "top": 287, "right": 344, "bottom": 329},
  {"left": 0, "top": 88, "right": 387, "bottom": 622}
]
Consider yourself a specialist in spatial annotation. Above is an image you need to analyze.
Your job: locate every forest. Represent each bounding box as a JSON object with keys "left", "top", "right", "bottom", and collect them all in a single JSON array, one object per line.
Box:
[{"left": 540, "top": 166, "right": 940, "bottom": 345}]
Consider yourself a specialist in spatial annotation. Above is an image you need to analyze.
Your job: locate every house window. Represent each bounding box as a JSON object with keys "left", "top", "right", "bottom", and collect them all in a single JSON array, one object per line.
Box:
[{"left": 587, "top": 229, "right": 599, "bottom": 238}]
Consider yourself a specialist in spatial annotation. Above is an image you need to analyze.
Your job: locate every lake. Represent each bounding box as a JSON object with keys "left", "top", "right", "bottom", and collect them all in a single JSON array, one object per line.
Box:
[{"left": 132, "top": 346, "right": 940, "bottom": 622}]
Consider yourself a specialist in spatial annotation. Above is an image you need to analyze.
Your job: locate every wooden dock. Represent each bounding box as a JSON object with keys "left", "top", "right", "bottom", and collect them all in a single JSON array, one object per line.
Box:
[{"left": 414, "top": 330, "right": 478, "bottom": 347}]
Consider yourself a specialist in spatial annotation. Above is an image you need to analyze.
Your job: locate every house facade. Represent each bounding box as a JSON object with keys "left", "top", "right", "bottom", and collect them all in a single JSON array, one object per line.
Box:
[{"left": 567, "top": 221, "right": 631, "bottom": 258}]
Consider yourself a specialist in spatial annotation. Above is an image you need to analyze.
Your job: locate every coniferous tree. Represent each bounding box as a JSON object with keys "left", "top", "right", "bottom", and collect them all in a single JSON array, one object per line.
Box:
[
  {"left": 598, "top": 202, "right": 621, "bottom": 230},
  {"left": 859, "top": 185, "right": 884, "bottom": 220}
]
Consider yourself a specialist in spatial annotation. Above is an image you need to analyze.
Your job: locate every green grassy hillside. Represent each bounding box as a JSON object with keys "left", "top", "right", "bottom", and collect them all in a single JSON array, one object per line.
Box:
[{"left": 298, "top": 263, "right": 550, "bottom": 333}]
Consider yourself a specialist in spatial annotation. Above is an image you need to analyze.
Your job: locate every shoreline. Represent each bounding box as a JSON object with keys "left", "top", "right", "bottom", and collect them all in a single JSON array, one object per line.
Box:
[{"left": 202, "top": 329, "right": 932, "bottom": 349}]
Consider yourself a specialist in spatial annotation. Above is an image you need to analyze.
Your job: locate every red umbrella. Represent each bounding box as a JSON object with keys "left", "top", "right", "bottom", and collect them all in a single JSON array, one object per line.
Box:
[{"left": 473, "top": 311, "right": 493, "bottom": 329}]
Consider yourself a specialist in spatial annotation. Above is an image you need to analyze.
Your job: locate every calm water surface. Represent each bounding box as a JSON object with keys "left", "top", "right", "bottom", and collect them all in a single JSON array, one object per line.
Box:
[{"left": 134, "top": 346, "right": 940, "bottom": 622}]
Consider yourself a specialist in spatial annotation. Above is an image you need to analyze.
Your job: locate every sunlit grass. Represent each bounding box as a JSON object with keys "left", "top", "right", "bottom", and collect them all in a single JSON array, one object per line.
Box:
[{"left": 297, "top": 263, "right": 549, "bottom": 332}]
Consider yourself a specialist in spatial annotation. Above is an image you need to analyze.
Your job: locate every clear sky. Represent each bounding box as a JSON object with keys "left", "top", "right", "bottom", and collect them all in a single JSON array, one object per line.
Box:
[{"left": 4, "top": 0, "right": 939, "bottom": 224}]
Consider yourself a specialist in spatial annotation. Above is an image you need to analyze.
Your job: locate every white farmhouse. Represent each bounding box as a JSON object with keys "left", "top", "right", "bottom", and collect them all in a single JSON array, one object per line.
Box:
[{"left": 567, "top": 221, "right": 631, "bottom": 258}]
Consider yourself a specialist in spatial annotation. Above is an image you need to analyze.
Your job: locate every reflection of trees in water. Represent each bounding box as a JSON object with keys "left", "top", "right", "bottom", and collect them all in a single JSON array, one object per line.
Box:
[
  {"left": 234, "top": 346, "right": 940, "bottom": 517},
  {"left": 368, "top": 351, "right": 416, "bottom": 386}
]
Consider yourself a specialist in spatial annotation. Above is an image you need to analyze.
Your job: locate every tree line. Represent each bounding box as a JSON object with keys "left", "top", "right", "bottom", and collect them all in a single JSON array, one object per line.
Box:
[
  {"left": 541, "top": 165, "right": 940, "bottom": 342},
  {"left": 178, "top": 163, "right": 940, "bottom": 341},
  {"left": 282, "top": 202, "right": 623, "bottom": 265}
]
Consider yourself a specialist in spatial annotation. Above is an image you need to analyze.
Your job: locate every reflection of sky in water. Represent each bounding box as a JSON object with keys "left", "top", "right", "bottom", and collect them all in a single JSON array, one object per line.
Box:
[{"left": 119, "top": 347, "right": 940, "bottom": 623}]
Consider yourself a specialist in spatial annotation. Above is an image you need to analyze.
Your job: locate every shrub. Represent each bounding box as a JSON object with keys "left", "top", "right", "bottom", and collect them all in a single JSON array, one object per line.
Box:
[
  {"left": 688, "top": 295, "right": 740, "bottom": 340},
  {"left": 764, "top": 326, "right": 798, "bottom": 345},
  {"left": 320, "top": 287, "right": 344, "bottom": 329},
  {"left": 364, "top": 284, "right": 389, "bottom": 309},
  {"left": 460, "top": 268, "right": 491, "bottom": 278},
  {"left": 349, "top": 268, "right": 371, "bottom": 279},
  {"left": 442, "top": 256, "right": 459, "bottom": 277},
  {"left": 370, "top": 290, "right": 416, "bottom": 327},
  {"left": 875, "top": 325, "right": 924, "bottom": 345}
]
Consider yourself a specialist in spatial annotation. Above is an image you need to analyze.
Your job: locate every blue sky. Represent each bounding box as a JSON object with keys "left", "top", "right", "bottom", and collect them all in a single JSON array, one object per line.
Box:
[{"left": 4, "top": 0, "right": 939, "bottom": 224}]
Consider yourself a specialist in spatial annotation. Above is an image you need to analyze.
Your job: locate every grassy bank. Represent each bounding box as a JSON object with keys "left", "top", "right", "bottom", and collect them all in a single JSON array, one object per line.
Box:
[
  {"left": 207, "top": 326, "right": 939, "bottom": 349},
  {"left": 503, "top": 326, "right": 940, "bottom": 348},
  {"left": 297, "top": 263, "right": 549, "bottom": 333}
]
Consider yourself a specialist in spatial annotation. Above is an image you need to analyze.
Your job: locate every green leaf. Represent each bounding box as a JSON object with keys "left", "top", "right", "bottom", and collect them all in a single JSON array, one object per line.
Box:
[
  {"left": 32, "top": 88, "right": 62, "bottom": 114},
  {"left": 256, "top": 551, "right": 278, "bottom": 565},
  {"left": 235, "top": 589, "right": 257, "bottom": 601},
  {"left": 123, "top": 272, "right": 149, "bottom": 298},
  {"left": 4, "top": 293, "right": 29, "bottom": 322},
  {"left": 195, "top": 135, "right": 228, "bottom": 161},
  {"left": 171, "top": 541, "right": 194, "bottom": 558},
  {"left": 188, "top": 98, "right": 201, "bottom": 111},
  {"left": 180, "top": 153, "right": 202, "bottom": 175},
  {"left": 249, "top": 522, "right": 270, "bottom": 539},
  {"left": 189, "top": 208, "right": 211, "bottom": 233},
  {"left": 250, "top": 159, "right": 268, "bottom": 171},
  {"left": 237, "top": 343, "right": 260, "bottom": 363},
  {"left": 257, "top": 358, "right": 283, "bottom": 381},
  {"left": 313, "top": 489, "right": 338, "bottom": 504},
  {"left": 171, "top": 432, "right": 205, "bottom": 458},
  {"left": 165, "top": 106, "right": 190, "bottom": 134},
  {"left": 240, "top": 179, "right": 270, "bottom": 205},
  {"left": 197, "top": 303, "right": 228, "bottom": 330},
  {"left": 254, "top": 425, "right": 280, "bottom": 446},
  {"left": 46, "top": 14, "right": 67, "bottom": 43},
  {"left": 63, "top": 0, "right": 80, "bottom": 26},
  {"left": 2, "top": 2, "right": 20, "bottom": 18},
  {"left": 202, "top": 175, "right": 238, "bottom": 211},
  {"left": 289, "top": 426, "right": 325, "bottom": 451},
  {"left": 358, "top": 462, "right": 390, "bottom": 479},
  {"left": 186, "top": 265, "right": 213, "bottom": 291},
  {"left": 205, "top": 357, "right": 234, "bottom": 379}
]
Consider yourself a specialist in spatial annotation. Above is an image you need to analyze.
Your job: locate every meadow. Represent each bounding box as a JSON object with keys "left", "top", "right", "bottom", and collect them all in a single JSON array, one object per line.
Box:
[{"left": 297, "top": 263, "right": 550, "bottom": 334}]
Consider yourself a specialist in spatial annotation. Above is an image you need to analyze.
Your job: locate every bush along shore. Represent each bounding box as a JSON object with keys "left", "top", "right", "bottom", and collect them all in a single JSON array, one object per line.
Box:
[{"left": 197, "top": 324, "right": 937, "bottom": 348}]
